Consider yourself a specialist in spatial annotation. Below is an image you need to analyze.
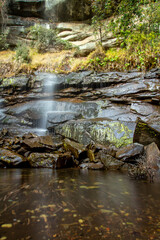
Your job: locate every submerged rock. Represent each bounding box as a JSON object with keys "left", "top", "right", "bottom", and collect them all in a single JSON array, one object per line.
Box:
[
  {"left": 0, "top": 148, "right": 29, "bottom": 168},
  {"left": 79, "top": 162, "right": 104, "bottom": 170}
]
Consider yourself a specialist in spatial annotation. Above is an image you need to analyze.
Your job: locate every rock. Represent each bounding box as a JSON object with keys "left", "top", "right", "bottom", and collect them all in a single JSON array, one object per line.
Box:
[
  {"left": 79, "top": 162, "right": 104, "bottom": 170},
  {"left": 63, "top": 138, "right": 87, "bottom": 160},
  {"left": 55, "top": 152, "right": 74, "bottom": 169},
  {"left": 145, "top": 142, "right": 160, "bottom": 170},
  {"left": 131, "top": 103, "right": 155, "bottom": 116},
  {"left": 55, "top": 119, "right": 135, "bottom": 148},
  {"left": 0, "top": 148, "right": 29, "bottom": 168},
  {"left": 95, "top": 144, "right": 117, "bottom": 157},
  {"left": 97, "top": 151, "right": 124, "bottom": 170},
  {"left": 87, "top": 149, "right": 95, "bottom": 162},
  {"left": 8, "top": 0, "right": 45, "bottom": 18},
  {"left": 45, "top": 0, "right": 92, "bottom": 21},
  {"left": 78, "top": 38, "right": 119, "bottom": 56},
  {"left": 133, "top": 118, "right": 160, "bottom": 149},
  {"left": 22, "top": 135, "right": 58, "bottom": 151},
  {"left": 116, "top": 143, "right": 144, "bottom": 161},
  {"left": 28, "top": 152, "right": 73, "bottom": 168},
  {"left": 47, "top": 111, "right": 81, "bottom": 128},
  {"left": 8, "top": 0, "right": 92, "bottom": 21},
  {"left": 0, "top": 76, "right": 30, "bottom": 93}
]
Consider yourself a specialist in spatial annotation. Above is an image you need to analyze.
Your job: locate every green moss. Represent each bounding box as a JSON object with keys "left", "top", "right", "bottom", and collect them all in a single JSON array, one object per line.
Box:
[{"left": 57, "top": 121, "right": 133, "bottom": 148}]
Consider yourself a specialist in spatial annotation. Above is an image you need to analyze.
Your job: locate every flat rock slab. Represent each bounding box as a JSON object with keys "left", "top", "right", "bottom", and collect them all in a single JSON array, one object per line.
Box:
[
  {"left": 116, "top": 143, "right": 144, "bottom": 161},
  {"left": 80, "top": 162, "right": 104, "bottom": 170},
  {"left": 22, "top": 135, "right": 57, "bottom": 150}
]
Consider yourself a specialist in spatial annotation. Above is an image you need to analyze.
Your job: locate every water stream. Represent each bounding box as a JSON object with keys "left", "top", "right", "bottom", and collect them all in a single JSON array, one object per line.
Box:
[{"left": 0, "top": 169, "right": 160, "bottom": 240}]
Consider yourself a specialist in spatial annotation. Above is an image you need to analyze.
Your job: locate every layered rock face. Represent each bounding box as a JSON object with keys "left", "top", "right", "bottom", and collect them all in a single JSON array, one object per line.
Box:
[{"left": 7, "top": 0, "right": 92, "bottom": 21}]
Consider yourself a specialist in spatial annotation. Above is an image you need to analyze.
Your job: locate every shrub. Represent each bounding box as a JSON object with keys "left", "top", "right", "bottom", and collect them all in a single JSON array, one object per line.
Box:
[
  {"left": 27, "top": 24, "right": 73, "bottom": 52},
  {"left": 15, "top": 41, "right": 31, "bottom": 63},
  {"left": 128, "top": 161, "right": 155, "bottom": 182},
  {"left": 28, "top": 24, "right": 57, "bottom": 52},
  {"left": 0, "top": 30, "right": 9, "bottom": 50}
]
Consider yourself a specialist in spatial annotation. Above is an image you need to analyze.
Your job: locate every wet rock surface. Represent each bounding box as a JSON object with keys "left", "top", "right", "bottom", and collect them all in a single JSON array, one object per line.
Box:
[
  {"left": 0, "top": 69, "right": 160, "bottom": 178},
  {"left": 116, "top": 143, "right": 144, "bottom": 161},
  {"left": 0, "top": 148, "right": 29, "bottom": 168},
  {"left": 145, "top": 142, "right": 160, "bottom": 170}
]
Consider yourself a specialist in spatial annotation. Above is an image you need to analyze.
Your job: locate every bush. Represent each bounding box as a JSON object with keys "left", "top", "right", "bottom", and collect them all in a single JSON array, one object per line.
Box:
[
  {"left": 28, "top": 24, "right": 57, "bottom": 52},
  {"left": 15, "top": 41, "right": 31, "bottom": 63},
  {"left": 0, "top": 30, "right": 9, "bottom": 50},
  {"left": 28, "top": 24, "right": 73, "bottom": 52},
  {"left": 128, "top": 161, "right": 155, "bottom": 182}
]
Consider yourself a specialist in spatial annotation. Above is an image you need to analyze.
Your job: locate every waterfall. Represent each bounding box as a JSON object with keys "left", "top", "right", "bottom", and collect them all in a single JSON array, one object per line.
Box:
[{"left": 40, "top": 74, "right": 58, "bottom": 129}]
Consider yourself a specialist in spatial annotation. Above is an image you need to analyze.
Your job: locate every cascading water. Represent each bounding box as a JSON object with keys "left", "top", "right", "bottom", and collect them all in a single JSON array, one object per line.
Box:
[{"left": 40, "top": 74, "right": 58, "bottom": 129}]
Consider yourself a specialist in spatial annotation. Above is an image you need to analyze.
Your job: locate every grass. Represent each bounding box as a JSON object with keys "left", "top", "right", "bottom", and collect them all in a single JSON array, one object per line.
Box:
[{"left": 0, "top": 40, "right": 159, "bottom": 78}]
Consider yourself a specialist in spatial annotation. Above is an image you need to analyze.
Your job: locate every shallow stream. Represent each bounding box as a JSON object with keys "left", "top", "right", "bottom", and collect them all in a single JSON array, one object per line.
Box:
[{"left": 0, "top": 169, "right": 160, "bottom": 240}]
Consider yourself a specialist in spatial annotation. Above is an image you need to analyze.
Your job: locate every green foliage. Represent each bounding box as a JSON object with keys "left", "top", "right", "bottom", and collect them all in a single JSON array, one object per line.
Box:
[
  {"left": 28, "top": 24, "right": 57, "bottom": 52},
  {"left": 55, "top": 38, "right": 73, "bottom": 50},
  {"left": 0, "top": 30, "right": 9, "bottom": 50},
  {"left": 109, "top": 0, "right": 160, "bottom": 38},
  {"left": 15, "top": 41, "right": 31, "bottom": 63},
  {"left": 89, "top": 0, "right": 160, "bottom": 71},
  {"left": 90, "top": 0, "right": 113, "bottom": 43},
  {"left": 28, "top": 24, "right": 73, "bottom": 52}
]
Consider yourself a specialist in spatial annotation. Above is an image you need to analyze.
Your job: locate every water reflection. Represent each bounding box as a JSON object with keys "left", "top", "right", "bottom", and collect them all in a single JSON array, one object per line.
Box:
[{"left": 0, "top": 169, "right": 160, "bottom": 240}]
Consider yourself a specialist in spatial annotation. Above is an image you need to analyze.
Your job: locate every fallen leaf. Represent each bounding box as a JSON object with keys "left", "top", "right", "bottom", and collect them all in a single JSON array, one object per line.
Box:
[
  {"left": 100, "top": 209, "right": 113, "bottom": 214},
  {"left": 78, "top": 219, "right": 84, "bottom": 224},
  {"left": 1, "top": 224, "right": 12, "bottom": 228}
]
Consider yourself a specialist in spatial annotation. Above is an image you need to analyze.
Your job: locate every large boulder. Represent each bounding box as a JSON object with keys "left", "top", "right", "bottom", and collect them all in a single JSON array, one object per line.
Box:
[
  {"left": 56, "top": 119, "right": 135, "bottom": 148},
  {"left": 133, "top": 118, "right": 160, "bottom": 149},
  {"left": 0, "top": 148, "right": 29, "bottom": 167}
]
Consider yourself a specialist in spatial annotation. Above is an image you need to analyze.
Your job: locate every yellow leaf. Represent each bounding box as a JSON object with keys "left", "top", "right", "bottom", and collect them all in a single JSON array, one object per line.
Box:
[
  {"left": 78, "top": 219, "right": 84, "bottom": 224},
  {"left": 63, "top": 209, "right": 70, "bottom": 212},
  {"left": 1, "top": 224, "right": 12, "bottom": 228}
]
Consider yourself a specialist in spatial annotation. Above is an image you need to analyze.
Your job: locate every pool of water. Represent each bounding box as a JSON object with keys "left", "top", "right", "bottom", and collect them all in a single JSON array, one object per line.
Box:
[{"left": 0, "top": 169, "right": 160, "bottom": 240}]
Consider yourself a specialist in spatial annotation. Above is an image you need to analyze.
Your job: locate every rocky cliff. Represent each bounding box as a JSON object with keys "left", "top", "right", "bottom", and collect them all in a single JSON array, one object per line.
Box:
[{"left": 7, "top": 0, "right": 92, "bottom": 21}]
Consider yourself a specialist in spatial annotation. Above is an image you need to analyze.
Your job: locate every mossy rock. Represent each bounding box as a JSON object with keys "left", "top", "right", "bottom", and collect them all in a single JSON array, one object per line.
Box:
[{"left": 133, "top": 118, "right": 160, "bottom": 149}]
